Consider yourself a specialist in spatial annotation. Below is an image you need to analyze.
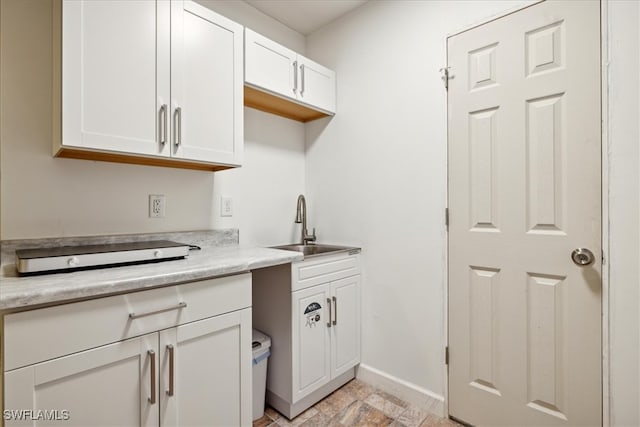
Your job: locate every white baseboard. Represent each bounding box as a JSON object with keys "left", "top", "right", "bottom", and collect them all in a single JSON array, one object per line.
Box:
[{"left": 356, "top": 363, "right": 445, "bottom": 417}]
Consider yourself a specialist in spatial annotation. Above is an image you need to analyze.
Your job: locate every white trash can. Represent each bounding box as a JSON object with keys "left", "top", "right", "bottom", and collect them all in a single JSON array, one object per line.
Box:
[{"left": 252, "top": 329, "right": 271, "bottom": 421}]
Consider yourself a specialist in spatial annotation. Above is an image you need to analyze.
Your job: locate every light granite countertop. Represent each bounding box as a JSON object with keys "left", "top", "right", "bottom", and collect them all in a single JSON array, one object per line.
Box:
[{"left": 0, "top": 230, "right": 303, "bottom": 311}]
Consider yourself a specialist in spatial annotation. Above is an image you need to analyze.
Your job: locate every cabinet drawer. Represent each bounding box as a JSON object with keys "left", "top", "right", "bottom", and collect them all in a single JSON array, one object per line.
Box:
[
  {"left": 292, "top": 253, "right": 360, "bottom": 291},
  {"left": 4, "top": 273, "right": 251, "bottom": 371}
]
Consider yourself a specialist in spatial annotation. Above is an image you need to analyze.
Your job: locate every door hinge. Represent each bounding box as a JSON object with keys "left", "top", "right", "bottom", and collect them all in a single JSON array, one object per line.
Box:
[
  {"left": 445, "top": 346, "right": 449, "bottom": 365},
  {"left": 439, "top": 67, "right": 451, "bottom": 90},
  {"left": 445, "top": 208, "right": 449, "bottom": 230}
]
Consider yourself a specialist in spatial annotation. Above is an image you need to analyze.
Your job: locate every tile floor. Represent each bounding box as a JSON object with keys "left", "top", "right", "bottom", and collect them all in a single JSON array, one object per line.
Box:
[{"left": 253, "top": 379, "right": 462, "bottom": 427}]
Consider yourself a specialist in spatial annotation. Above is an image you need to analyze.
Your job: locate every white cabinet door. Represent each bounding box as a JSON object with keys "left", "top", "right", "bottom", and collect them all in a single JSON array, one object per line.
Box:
[
  {"left": 244, "top": 29, "right": 336, "bottom": 115},
  {"left": 297, "top": 56, "right": 336, "bottom": 114},
  {"left": 160, "top": 308, "right": 252, "bottom": 427},
  {"left": 62, "top": 0, "right": 170, "bottom": 157},
  {"left": 60, "top": 0, "right": 244, "bottom": 169},
  {"left": 5, "top": 333, "right": 158, "bottom": 427},
  {"left": 244, "top": 29, "right": 297, "bottom": 100},
  {"left": 330, "top": 276, "right": 361, "bottom": 378},
  {"left": 171, "top": 1, "right": 243, "bottom": 166},
  {"left": 292, "top": 284, "right": 331, "bottom": 402}
]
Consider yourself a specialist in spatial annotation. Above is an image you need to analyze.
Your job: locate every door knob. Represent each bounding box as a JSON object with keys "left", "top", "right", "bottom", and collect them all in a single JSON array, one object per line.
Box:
[{"left": 571, "top": 248, "right": 595, "bottom": 266}]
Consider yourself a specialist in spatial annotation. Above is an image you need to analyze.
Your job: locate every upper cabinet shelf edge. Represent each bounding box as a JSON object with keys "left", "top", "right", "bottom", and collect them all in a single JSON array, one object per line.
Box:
[{"left": 244, "top": 29, "right": 337, "bottom": 123}]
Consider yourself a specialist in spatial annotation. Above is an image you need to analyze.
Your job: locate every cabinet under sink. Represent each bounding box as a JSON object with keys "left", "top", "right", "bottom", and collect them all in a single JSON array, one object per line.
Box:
[{"left": 252, "top": 250, "right": 361, "bottom": 419}]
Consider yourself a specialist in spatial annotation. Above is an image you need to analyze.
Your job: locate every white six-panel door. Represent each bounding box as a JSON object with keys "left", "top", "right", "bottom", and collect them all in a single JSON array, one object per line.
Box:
[{"left": 448, "top": 1, "right": 601, "bottom": 425}]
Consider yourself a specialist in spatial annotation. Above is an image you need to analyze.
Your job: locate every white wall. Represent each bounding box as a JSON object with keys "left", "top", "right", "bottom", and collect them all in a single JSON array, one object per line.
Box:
[
  {"left": 213, "top": 108, "right": 305, "bottom": 246},
  {"left": 0, "top": 0, "right": 306, "bottom": 245},
  {"left": 307, "top": 0, "right": 640, "bottom": 421},
  {"left": 304, "top": 0, "right": 536, "bottom": 401},
  {"left": 607, "top": 1, "right": 640, "bottom": 425},
  {"left": 196, "top": 0, "right": 305, "bottom": 53}
]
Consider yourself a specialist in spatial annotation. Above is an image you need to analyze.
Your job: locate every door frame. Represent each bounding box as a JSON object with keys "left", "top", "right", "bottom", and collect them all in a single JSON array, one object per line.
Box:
[{"left": 443, "top": 1, "right": 610, "bottom": 425}]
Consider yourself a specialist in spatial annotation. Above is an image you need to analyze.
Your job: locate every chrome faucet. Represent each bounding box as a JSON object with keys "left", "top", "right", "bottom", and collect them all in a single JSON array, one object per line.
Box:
[{"left": 295, "top": 194, "right": 316, "bottom": 245}]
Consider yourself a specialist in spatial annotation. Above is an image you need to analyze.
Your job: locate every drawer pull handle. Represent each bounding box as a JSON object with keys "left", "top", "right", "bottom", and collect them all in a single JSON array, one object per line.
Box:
[
  {"left": 332, "top": 296, "right": 337, "bottom": 326},
  {"left": 327, "top": 298, "right": 332, "bottom": 328},
  {"left": 293, "top": 60, "right": 298, "bottom": 94},
  {"left": 159, "top": 104, "right": 168, "bottom": 145},
  {"left": 174, "top": 106, "right": 182, "bottom": 148},
  {"left": 129, "top": 302, "right": 187, "bottom": 320},
  {"left": 167, "top": 344, "right": 175, "bottom": 397},
  {"left": 148, "top": 350, "right": 156, "bottom": 404}
]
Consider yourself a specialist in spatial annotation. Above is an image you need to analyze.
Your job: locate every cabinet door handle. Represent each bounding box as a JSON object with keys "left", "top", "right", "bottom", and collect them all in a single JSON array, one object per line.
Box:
[
  {"left": 166, "top": 345, "right": 175, "bottom": 397},
  {"left": 129, "top": 302, "right": 187, "bottom": 320},
  {"left": 293, "top": 60, "right": 298, "bottom": 94},
  {"left": 174, "top": 106, "right": 182, "bottom": 147},
  {"left": 332, "top": 296, "right": 337, "bottom": 326},
  {"left": 159, "top": 104, "right": 168, "bottom": 145},
  {"left": 326, "top": 297, "right": 332, "bottom": 328},
  {"left": 148, "top": 350, "right": 156, "bottom": 404},
  {"left": 300, "top": 64, "right": 305, "bottom": 96}
]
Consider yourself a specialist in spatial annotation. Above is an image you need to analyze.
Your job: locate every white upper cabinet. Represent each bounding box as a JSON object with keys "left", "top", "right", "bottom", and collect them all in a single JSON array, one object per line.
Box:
[
  {"left": 61, "top": 0, "right": 170, "bottom": 158},
  {"left": 296, "top": 55, "right": 336, "bottom": 114},
  {"left": 171, "top": 1, "right": 243, "bottom": 166},
  {"left": 57, "top": 0, "right": 243, "bottom": 171},
  {"left": 244, "top": 30, "right": 297, "bottom": 101},
  {"left": 244, "top": 29, "right": 336, "bottom": 122}
]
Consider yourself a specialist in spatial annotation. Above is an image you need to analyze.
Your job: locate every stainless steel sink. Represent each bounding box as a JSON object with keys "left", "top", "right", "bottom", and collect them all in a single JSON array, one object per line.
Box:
[{"left": 272, "top": 243, "right": 359, "bottom": 258}]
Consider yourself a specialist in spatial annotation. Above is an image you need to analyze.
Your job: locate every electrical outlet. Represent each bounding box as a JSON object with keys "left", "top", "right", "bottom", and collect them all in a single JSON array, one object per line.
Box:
[
  {"left": 221, "top": 196, "right": 233, "bottom": 217},
  {"left": 149, "top": 195, "right": 166, "bottom": 218}
]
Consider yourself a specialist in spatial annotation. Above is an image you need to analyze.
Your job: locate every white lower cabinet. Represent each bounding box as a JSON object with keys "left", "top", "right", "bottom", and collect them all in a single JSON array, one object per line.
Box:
[
  {"left": 292, "top": 275, "right": 361, "bottom": 403},
  {"left": 329, "top": 277, "right": 361, "bottom": 378},
  {"left": 160, "top": 310, "right": 251, "bottom": 427},
  {"left": 292, "top": 283, "right": 331, "bottom": 400},
  {"left": 253, "top": 251, "right": 361, "bottom": 419},
  {"left": 3, "top": 274, "right": 252, "bottom": 427},
  {"left": 6, "top": 333, "right": 159, "bottom": 427}
]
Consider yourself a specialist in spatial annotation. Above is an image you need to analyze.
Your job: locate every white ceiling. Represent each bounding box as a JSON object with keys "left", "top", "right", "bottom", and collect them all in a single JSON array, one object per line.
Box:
[{"left": 245, "top": 0, "right": 368, "bottom": 35}]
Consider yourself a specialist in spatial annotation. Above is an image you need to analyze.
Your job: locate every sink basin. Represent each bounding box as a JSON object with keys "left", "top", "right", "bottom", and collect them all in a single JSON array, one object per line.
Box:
[{"left": 272, "top": 244, "right": 358, "bottom": 258}]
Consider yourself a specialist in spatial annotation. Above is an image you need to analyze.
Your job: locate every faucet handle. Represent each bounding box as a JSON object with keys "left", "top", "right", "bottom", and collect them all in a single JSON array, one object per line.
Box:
[{"left": 303, "top": 228, "right": 317, "bottom": 245}]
